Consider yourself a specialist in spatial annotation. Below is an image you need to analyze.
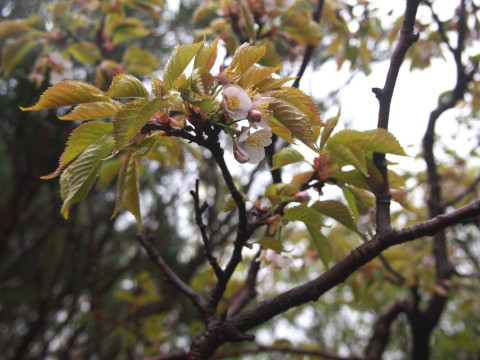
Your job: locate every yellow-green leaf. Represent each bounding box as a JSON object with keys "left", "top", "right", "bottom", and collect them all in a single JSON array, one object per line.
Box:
[
  {"left": 42, "top": 121, "right": 113, "bottom": 179},
  {"left": 284, "top": 204, "right": 325, "bottom": 226},
  {"left": 163, "top": 40, "right": 204, "bottom": 90},
  {"left": 122, "top": 44, "right": 159, "bottom": 75},
  {"left": 326, "top": 129, "right": 366, "bottom": 148},
  {"left": 311, "top": 200, "right": 357, "bottom": 231},
  {"left": 269, "top": 99, "right": 316, "bottom": 150},
  {"left": 0, "top": 20, "right": 32, "bottom": 42},
  {"left": 60, "top": 137, "right": 114, "bottom": 219},
  {"left": 194, "top": 37, "right": 218, "bottom": 75},
  {"left": 320, "top": 111, "right": 340, "bottom": 149},
  {"left": 270, "top": 87, "right": 324, "bottom": 127},
  {"left": 256, "top": 236, "right": 284, "bottom": 252},
  {"left": 68, "top": 41, "right": 101, "bottom": 65},
  {"left": 306, "top": 225, "right": 332, "bottom": 269},
  {"left": 329, "top": 143, "right": 368, "bottom": 177},
  {"left": 21, "top": 80, "right": 106, "bottom": 111},
  {"left": 361, "top": 129, "right": 408, "bottom": 156},
  {"left": 113, "top": 97, "right": 164, "bottom": 150},
  {"left": 58, "top": 101, "right": 122, "bottom": 120},
  {"left": 238, "top": 63, "right": 282, "bottom": 88},
  {"left": 256, "top": 76, "right": 297, "bottom": 91},
  {"left": 271, "top": 147, "right": 305, "bottom": 170},
  {"left": 106, "top": 73, "right": 149, "bottom": 98},
  {"left": 230, "top": 43, "right": 266, "bottom": 75}
]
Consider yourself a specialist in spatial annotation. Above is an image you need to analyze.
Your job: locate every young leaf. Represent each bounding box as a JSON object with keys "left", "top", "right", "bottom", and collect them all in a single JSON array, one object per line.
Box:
[
  {"left": 284, "top": 204, "right": 325, "bottom": 226},
  {"left": 42, "top": 121, "right": 113, "bottom": 179},
  {"left": 320, "top": 111, "right": 340, "bottom": 149},
  {"left": 326, "top": 129, "right": 366, "bottom": 148},
  {"left": 361, "top": 129, "right": 408, "bottom": 156},
  {"left": 329, "top": 143, "right": 368, "bottom": 177},
  {"left": 271, "top": 147, "right": 305, "bottom": 170},
  {"left": 306, "top": 225, "right": 333, "bottom": 269},
  {"left": 60, "top": 137, "right": 115, "bottom": 219},
  {"left": 0, "top": 20, "right": 32, "bottom": 42},
  {"left": 238, "top": 63, "right": 282, "bottom": 88},
  {"left": 311, "top": 200, "right": 357, "bottom": 231},
  {"left": 113, "top": 97, "right": 164, "bottom": 150},
  {"left": 68, "top": 41, "right": 101, "bottom": 65},
  {"left": 270, "top": 88, "right": 324, "bottom": 127},
  {"left": 230, "top": 43, "right": 266, "bottom": 74},
  {"left": 269, "top": 118, "right": 296, "bottom": 145},
  {"left": 122, "top": 44, "right": 159, "bottom": 75},
  {"left": 21, "top": 81, "right": 107, "bottom": 111},
  {"left": 58, "top": 101, "right": 122, "bottom": 121},
  {"left": 194, "top": 37, "right": 218, "bottom": 75},
  {"left": 106, "top": 73, "right": 149, "bottom": 99},
  {"left": 0, "top": 36, "right": 38, "bottom": 76},
  {"left": 256, "top": 236, "right": 284, "bottom": 252},
  {"left": 269, "top": 99, "right": 317, "bottom": 151},
  {"left": 163, "top": 40, "right": 204, "bottom": 90}
]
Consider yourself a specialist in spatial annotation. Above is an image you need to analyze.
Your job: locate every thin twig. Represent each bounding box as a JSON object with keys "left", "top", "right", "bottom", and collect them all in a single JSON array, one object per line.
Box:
[
  {"left": 136, "top": 234, "right": 211, "bottom": 317},
  {"left": 190, "top": 179, "right": 224, "bottom": 279}
]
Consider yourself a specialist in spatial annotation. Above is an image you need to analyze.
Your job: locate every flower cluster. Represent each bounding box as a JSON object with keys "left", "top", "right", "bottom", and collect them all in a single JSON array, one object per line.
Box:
[
  {"left": 220, "top": 83, "right": 274, "bottom": 164},
  {"left": 257, "top": 248, "right": 293, "bottom": 269},
  {"left": 29, "top": 52, "right": 74, "bottom": 87}
]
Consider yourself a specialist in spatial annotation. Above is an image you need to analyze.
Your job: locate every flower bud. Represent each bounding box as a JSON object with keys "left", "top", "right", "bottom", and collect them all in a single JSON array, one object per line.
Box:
[
  {"left": 248, "top": 109, "right": 263, "bottom": 123},
  {"left": 233, "top": 145, "right": 249, "bottom": 163},
  {"left": 293, "top": 191, "right": 310, "bottom": 203}
]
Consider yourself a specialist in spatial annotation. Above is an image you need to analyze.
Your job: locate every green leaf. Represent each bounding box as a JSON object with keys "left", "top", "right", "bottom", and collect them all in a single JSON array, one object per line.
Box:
[
  {"left": 60, "top": 137, "right": 114, "bottom": 218},
  {"left": 230, "top": 43, "right": 266, "bottom": 74},
  {"left": 0, "top": 36, "right": 39, "bottom": 76},
  {"left": 42, "top": 121, "right": 113, "bottom": 179},
  {"left": 284, "top": 204, "right": 324, "bottom": 226},
  {"left": 222, "top": 192, "right": 249, "bottom": 212},
  {"left": 238, "top": 64, "right": 282, "bottom": 88},
  {"left": 256, "top": 236, "right": 284, "bottom": 252},
  {"left": 329, "top": 143, "right": 368, "bottom": 177},
  {"left": 270, "top": 88, "right": 324, "bottom": 127},
  {"left": 163, "top": 40, "right": 204, "bottom": 90},
  {"left": 306, "top": 225, "right": 332, "bottom": 269},
  {"left": 311, "top": 200, "right": 357, "bottom": 231},
  {"left": 269, "top": 118, "right": 296, "bottom": 145},
  {"left": 68, "top": 41, "right": 101, "bottom": 65},
  {"left": 361, "top": 129, "right": 408, "bottom": 156},
  {"left": 269, "top": 99, "right": 317, "bottom": 150},
  {"left": 21, "top": 81, "right": 107, "bottom": 111},
  {"left": 326, "top": 129, "right": 366, "bottom": 148},
  {"left": 0, "top": 20, "right": 33, "bottom": 42},
  {"left": 106, "top": 73, "right": 149, "bottom": 99},
  {"left": 111, "top": 19, "right": 151, "bottom": 44},
  {"left": 58, "top": 101, "right": 122, "bottom": 121},
  {"left": 320, "top": 111, "right": 340, "bottom": 149},
  {"left": 194, "top": 37, "right": 218, "bottom": 75},
  {"left": 256, "top": 76, "right": 297, "bottom": 91},
  {"left": 113, "top": 97, "right": 164, "bottom": 150},
  {"left": 271, "top": 147, "right": 305, "bottom": 170}
]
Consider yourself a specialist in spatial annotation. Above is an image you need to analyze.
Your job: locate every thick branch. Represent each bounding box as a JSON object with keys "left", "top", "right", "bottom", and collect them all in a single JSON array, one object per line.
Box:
[
  {"left": 136, "top": 234, "right": 211, "bottom": 317},
  {"left": 230, "top": 199, "right": 480, "bottom": 332},
  {"left": 373, "top": 0, "right": 420, "bottom": 232}
]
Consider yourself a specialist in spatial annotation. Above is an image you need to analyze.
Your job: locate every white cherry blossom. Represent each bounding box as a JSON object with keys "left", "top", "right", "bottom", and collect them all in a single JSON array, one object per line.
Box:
[
  {"left": 235, "top": 127, "right": 273, "bottom": 164},
  {"left": 221, "top": 84, "right": 252, "bottom": 120},
  {"left": 258, "top": 248, "right": 293, "bottom": 269}
]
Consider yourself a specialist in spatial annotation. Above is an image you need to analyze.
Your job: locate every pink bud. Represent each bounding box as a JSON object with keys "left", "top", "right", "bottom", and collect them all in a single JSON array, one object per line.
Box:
[
  {"left": 293, "top": 191, "right": 310, "bottom": 202},
  {"left": 233, "top": 145, "right": 249, "bottom": 163},
  {"left": 248, "top": 109, "right": 263, "bottom": 123}
]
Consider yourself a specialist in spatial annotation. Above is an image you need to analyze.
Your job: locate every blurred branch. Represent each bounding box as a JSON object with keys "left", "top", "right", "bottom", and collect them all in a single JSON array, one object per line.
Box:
[{"left": 372, "top": 0, "right": 420, "bottom": 233}]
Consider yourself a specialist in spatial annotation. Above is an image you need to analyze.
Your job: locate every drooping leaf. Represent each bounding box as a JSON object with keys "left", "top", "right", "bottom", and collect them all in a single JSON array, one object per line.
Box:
[
  {"left": 311, "top": 200, "right": 357, "bottom": 231},
  {"left": 42, "top": 121, "right": 113, "bottom": 179},
  {"left": 269, "top": 99, "right": 317, "bottom": 150},
  {"left": 361, "top": 129, "right": 408, "bottom": 156},
  {"left": 326, "top": 129, "right": 366, "bottom": 148},
  {"left": 163, "top": 40, "right": 204, "bottom": 90},
  {"left": 230, "top": 43, "right": 266, "bottom": 74},
  {"left": 21, "top": 80, "right": 107, "bottom": 111},
  {"left": 284, "top": 204, "right": 324, "bottom": 226},
  {"left": 68, "top": 41, "right": 101, "bottom": 65},
  {"left": 265, "top": 182, "right": 299, "bottom": 207},
  {"left": 0, "top": 20, "right": 32, "bottom": 42},
  {"left": 306, "top": 225, "right": 333, "bottom": 269},
  {"left": 60, "top": 137, "right": 115, "bottom": 218},
  {"left": 112, "top": 97, "right": 164, "bottom": 150},
  {"left": 112, "top": 151, "right": 142, "bottom": 229},
  {"left": 58, "top": 101, "right": 122, "bottom": 121},
  {"left": 106, "top": 73, "right": 149, "bottom": 98},
  {"left": 256, "top": 236, "right": 284, "bottom": 252},
  {"left": 271, "top": 147, "right": 305, "bottom": 170},
  {"left": 0, "top": 36, "right": 39, "bottom": 76},
  {"left": 270, "top": 88, "right": 324, "bottom": 127}
]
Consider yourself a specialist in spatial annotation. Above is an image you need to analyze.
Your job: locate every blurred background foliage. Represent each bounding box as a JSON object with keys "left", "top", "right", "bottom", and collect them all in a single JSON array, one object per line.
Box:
[{"left": 1, "top": 0, "right": 479, "bottom": 359}]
